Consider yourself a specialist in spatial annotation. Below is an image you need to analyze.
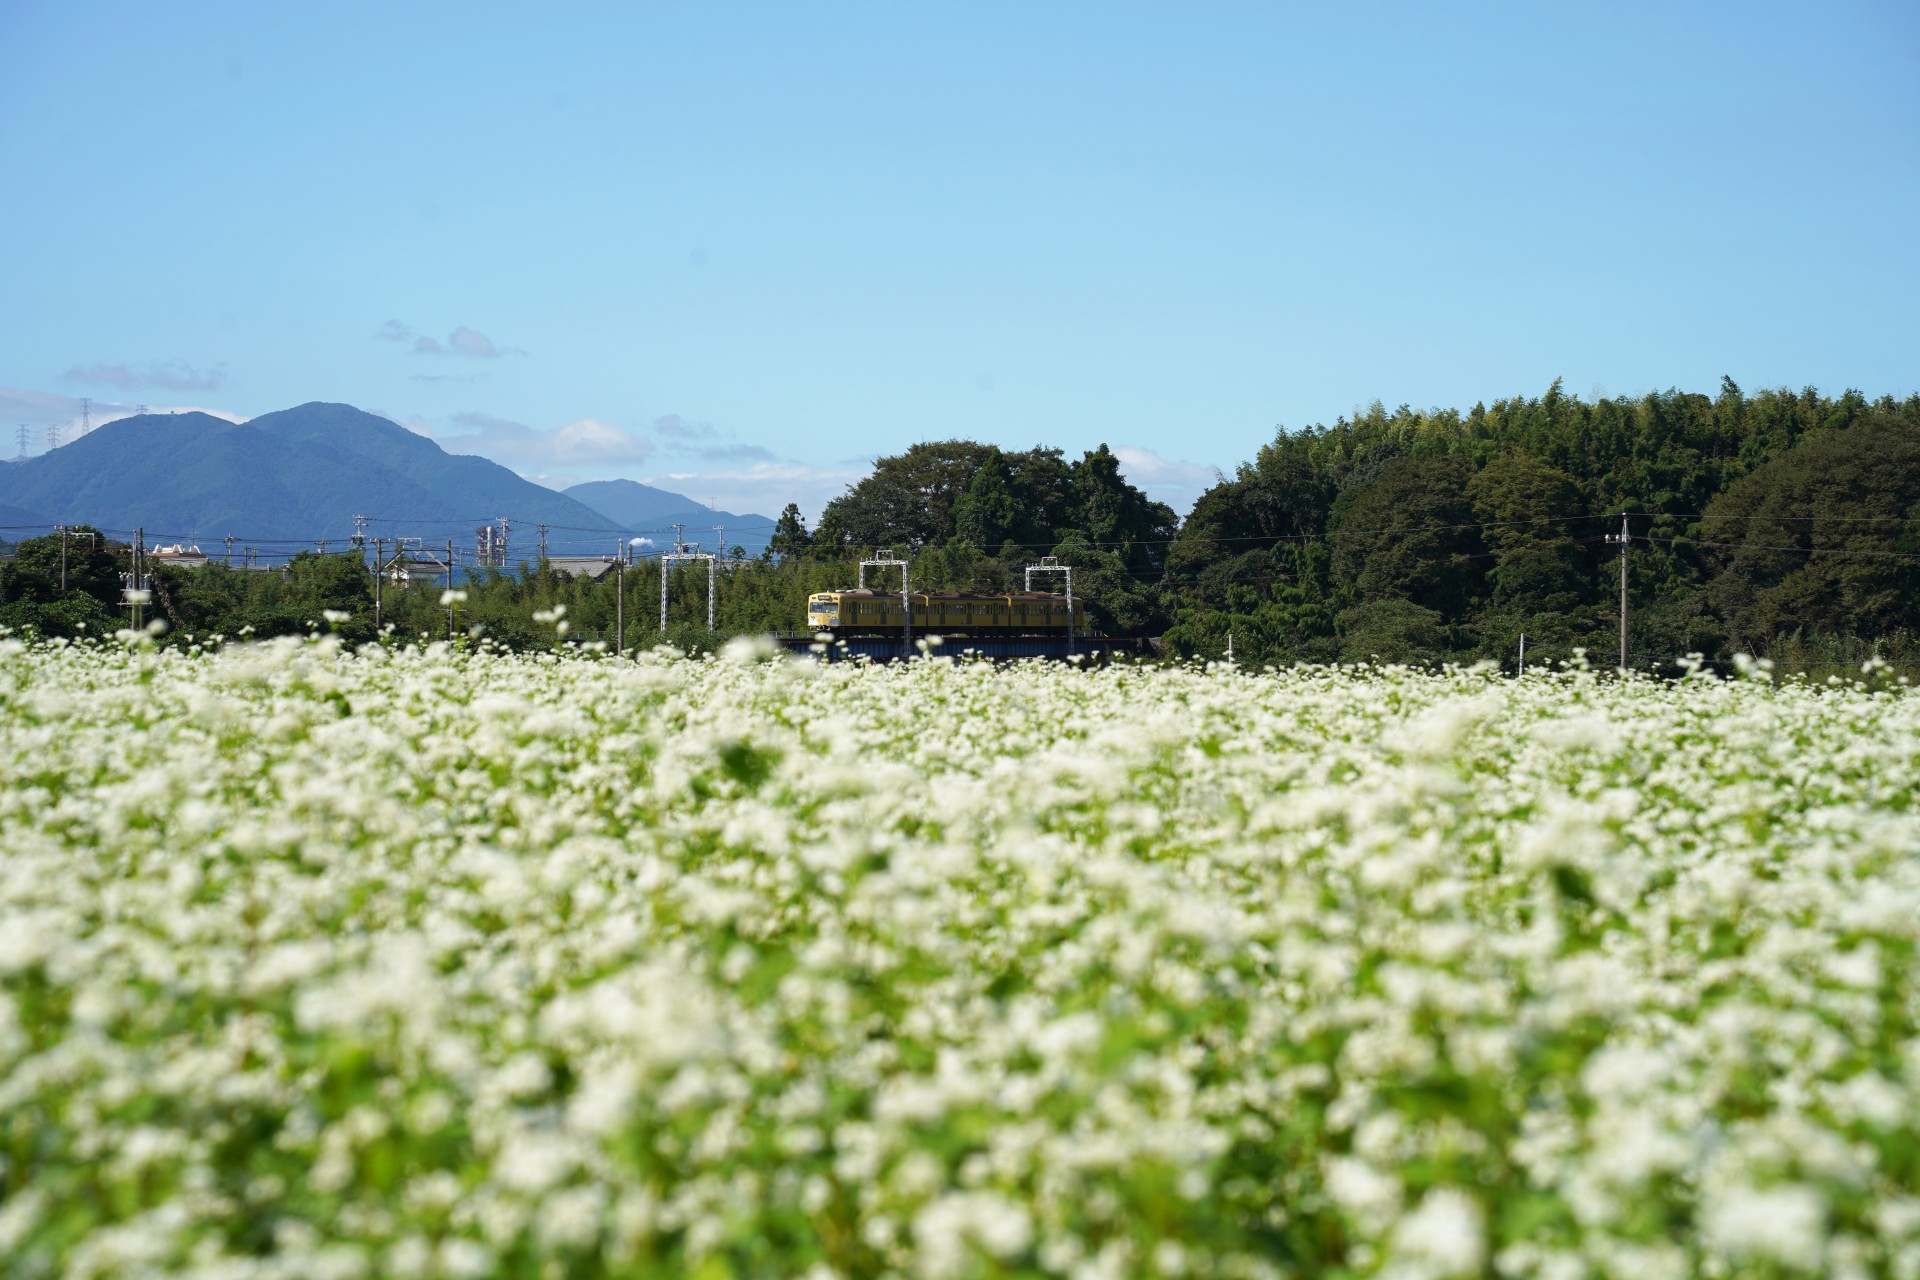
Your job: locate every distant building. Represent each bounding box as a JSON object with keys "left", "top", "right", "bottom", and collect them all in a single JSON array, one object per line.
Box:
[
  {"left": 386, "top": 554, "right": 453, "bottom": 588},
  {"left": 546, "top": 556, "right": 619, "bottom": 582},
  {"left": 149, "top": 543, "right": 209, "bottom": 569}
]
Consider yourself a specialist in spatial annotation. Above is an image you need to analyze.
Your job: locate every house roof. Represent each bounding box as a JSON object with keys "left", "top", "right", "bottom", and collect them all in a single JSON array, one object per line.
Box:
[{"left": 547, "top": 556, "right": 619, "bottom": 581}]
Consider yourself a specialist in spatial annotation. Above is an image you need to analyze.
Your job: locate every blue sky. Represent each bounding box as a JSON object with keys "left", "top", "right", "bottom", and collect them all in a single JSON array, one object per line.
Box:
[{"left": 2, "top": 1, "right": 1915, "bottom": 518}]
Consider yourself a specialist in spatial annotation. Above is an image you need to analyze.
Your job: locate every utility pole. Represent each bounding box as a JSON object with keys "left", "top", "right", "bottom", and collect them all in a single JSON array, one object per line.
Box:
[
  {"left": 131, "top": 526, "right": 145, "bottom": 629},
  {"left": 1024, "top": 555, "right": 1075, "bottom": 657},
  {"left": 373, "top": 537, "right": 385, "bottom": 630},
  {"left": 615, "top": 543, "right": 625, "bottom": 654},
  {"left": 1518, "top": 632, "right": 1526, "bottom": 678},
  {"left": 860, "top": 549, "right": 911, "bottom": 657},
  {"left": 446, "top": 540, "right": 456, "bottom": 640},
  {"left": 224, "top": 534, "right": 234, "bottom": 566},
  {"left": 1605, "top": 515, "right": 1630, "bottom": 673},
  {"left": 351, "top": 514, "right": 368, "bottom": 550},
  {"left": 537, "top": 523, "right": 548, "bottom": 563},
  {"left": 58, "top": 526, "right": 67, "bottom": 593}
]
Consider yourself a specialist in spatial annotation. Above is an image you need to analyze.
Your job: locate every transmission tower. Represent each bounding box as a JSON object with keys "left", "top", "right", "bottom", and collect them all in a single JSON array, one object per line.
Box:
[
  {"left": 860, "top": 549, "right": 912, "bottom": 656},
  {"left": 1024, "top": 555, "right": 1076, "bottom": 656},
  {"left": 79, "top": 397, "right": 91, "bottom": 437},
  {"left": 13, "top": 425, "right": 25, "bottom": 459},
  {"left": 45, "top": 423, "right": 61, "bottom": 451},
  {"left": 660, "top": 534, "right": 716, "bottom": 631}
]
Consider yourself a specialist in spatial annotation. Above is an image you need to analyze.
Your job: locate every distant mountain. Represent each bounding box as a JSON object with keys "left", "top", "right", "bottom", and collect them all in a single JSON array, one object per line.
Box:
[
  {"left": 564, "top": 479, "right": 773, "bottom": 554},
  {"left": 0, "top": 403, "right": 625, "bottom": 557},
  {"left": 563, "top": 479, "right": 707, "bottom": 526}
]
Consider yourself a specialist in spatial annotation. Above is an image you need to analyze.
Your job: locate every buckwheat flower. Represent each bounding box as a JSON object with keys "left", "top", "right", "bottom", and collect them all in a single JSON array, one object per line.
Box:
[
  {"left": 423, "top": 1237, "right": 489, "bottom": 1279},
  {"left": 0, "top": 1186, "right": 47, "bottom": 1253},
  {"left": 1699, "top": 1183, "right": 1826, "bottom": 1271},
  {"left": 1389, "top": 1188, "right": 1485, "bottom": 1278},
  {"left": 490, "top": 1051, "right": 552, "bottom": 1100},
  {"left": 492, "top": 1129, "right": 576, "bottom": 1196},
  {"left": 535, "top": 1185, "right": 608, "bottom": 1250},
  {"left": 1324, "top": 1156, "right": 1402, "bottom": 1233},
  {"left": 721, "top": 633, "right": 782, "bottom": 664},
  {"left": 382, "top": 1235, "right": 433, "bottom": 1280},
  {"left": 912, "top": 1191, "right": 1033, "bottom": 1279}
]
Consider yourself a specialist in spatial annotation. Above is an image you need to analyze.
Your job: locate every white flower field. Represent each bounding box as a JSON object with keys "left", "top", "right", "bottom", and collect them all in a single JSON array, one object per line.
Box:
[{"left": 3, "top": 634, "right": 1918, "bottom": 1279}]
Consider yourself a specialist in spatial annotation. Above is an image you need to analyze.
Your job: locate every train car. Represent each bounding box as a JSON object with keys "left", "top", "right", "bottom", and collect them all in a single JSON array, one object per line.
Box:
[{"left": 807, "top": 589, "right": 1081, "bottom": 636}]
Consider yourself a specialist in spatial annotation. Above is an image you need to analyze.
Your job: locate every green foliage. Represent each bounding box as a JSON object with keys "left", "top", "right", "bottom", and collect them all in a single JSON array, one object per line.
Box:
[
  {"left": 0, "top": 527, "right": 129, "bottom": 638},
  {"left": 1163, "top": 383, "right": 1920, "bottom": 671}
]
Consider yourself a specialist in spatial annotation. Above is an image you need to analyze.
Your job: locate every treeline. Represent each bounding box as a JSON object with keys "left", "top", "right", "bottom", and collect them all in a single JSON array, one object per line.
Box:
[
  {"left": 1159, "top": 379, "right": 1920, "bottom": 670},
  {"left": 0, "top": 443, "right": 1182, "bottom": 651},
  {"left": 2, "top": 382, "right": 1914, "bottom": 673}
]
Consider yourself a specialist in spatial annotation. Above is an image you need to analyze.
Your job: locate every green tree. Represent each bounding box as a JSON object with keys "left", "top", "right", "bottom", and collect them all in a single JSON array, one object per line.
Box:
[
  {"left": 1328, "top": 454, "right": 1482, "bottom": 619},
  {"left": 1702, "top": 414, "right": 1920, "bottom": 649},
  {"left": 952, "top": 452, "right": 1021, "bottom": 550},
  {"left": 768, "top": 504, "right": 811, "bottom": 559},
  {"left": 819, "top": 440, "right": 998, "bottom": 550},
  {"left": 0, "top": 527, "right": 127, "bottom": 637},
  {"left": 1466, "top": 452, "right": 1587, "bottom": 616}
]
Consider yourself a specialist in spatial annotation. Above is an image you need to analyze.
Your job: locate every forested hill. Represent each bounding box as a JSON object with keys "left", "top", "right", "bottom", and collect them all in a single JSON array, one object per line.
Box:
[
  {"left": 1158, "top": 380, "right": 1920, "bottom": 668},
  {"left": 779, "top": 382, "right": 1919, "bottom": 669}
]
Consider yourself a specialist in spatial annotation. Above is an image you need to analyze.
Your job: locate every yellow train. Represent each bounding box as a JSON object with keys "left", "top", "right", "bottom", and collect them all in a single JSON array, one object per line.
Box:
[{"left": 807, "top": 589, "right": 1081, "bottom": 635}]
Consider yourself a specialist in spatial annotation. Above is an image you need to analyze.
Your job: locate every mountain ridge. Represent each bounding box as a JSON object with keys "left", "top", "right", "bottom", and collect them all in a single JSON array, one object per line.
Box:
[
  {"left": 0, "top": 402, "right": 772, "bottom": 557},
  {"left": 563, "top": 479, "right": 772, "bottom": 552}
]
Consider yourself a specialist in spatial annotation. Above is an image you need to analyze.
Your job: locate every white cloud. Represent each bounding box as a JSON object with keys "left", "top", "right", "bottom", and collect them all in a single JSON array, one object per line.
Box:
[
  {"left": 448, "top": 326, "right": 500, "bottom": 358},
  {"left": 435, "top": 412, "right": 654, "bottom": 470},
  {"left": 652, "top": 414, "right": 716, "bottom": 440},
  {"left": 381, "top": 321, "right": 524, "bottom": 359},
  {"left": 61, "top": 360, "right": 226, "bottom": 392},
  {"left": 1112, "top": 445, "right": 1220, "bottom": 514},
  {"left": 550, "top": 417, "right": 656, "bottom": 466}
]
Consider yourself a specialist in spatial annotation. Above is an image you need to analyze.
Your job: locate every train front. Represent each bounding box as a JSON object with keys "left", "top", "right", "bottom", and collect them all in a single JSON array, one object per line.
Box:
[{"left": 805, "top": 592, "right": 841, "bottom": 633}]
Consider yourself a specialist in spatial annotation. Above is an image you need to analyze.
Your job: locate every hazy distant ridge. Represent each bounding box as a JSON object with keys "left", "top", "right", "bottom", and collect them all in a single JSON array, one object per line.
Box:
[
  {"left": 563, "top": 479, "right": 772, "bottom": 553},
  {"left": 0, "top": 402, "right": 766, "bottom": 557}
]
